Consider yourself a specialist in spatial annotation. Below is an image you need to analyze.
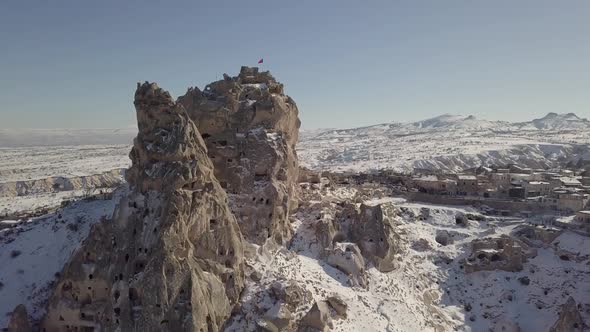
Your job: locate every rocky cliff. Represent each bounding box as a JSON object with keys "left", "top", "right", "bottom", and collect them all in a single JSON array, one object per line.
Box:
[
  {"left": 178, "top": 66, "right": 300, "bottom": 245},
  {"left": 41, "top": 82, "right": 245, "bottom": 331}
]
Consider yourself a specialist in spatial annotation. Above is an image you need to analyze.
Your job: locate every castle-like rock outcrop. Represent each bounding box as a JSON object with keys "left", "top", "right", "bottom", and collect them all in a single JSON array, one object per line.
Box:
[
  {"left": 41, "top": 82, "right": 244, "bottom": 331},
  {"left": 177, "top": 66, "right": 300, "bottom": 245}
]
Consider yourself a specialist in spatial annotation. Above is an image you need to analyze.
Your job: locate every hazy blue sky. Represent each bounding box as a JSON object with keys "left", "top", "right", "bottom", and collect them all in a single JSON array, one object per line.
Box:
[{"left": 1, "top": 1, "right": 589, "bottom": 129}]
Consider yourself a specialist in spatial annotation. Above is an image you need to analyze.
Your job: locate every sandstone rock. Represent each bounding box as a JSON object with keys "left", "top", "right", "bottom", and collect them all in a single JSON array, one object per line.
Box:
[
  {"left": 455, "top": 213, "right": 468, "bottom": 226},
  {"left": 41, "top": 82, "right": 244, "bottom": 332},
  {"left": 7, "top": 304, "right": 31, "bottom": 332},
  {"left": 326, "top": 242, "right": 368, "bottom": 288},
  {"left": 464, "top": 235, "right": 535, "bottom": 273},
  {"left": 326, "top": 294, "right": 348, "bottom": 319},
  {"left": 550, "top": 297, "right": 587, "bottom": 332},
  {"left": 298, "top": 301, "right": 333, "bottom": 332},
  {"left": 349, "top": 203, "right": 400, "bottom": 272},
  {"left": 315, "top": 215, "right": 341, "bottom": 252},
  {"left": 178, "top": 66, "right": 301, "bottom": 245}
]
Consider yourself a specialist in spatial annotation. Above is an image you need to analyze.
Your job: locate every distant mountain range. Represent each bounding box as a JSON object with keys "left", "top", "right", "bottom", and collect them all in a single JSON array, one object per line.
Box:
[
  {"left": 298, "top": 113, "right": 590, "bottom": 173},
  {"left": 406, "top": 112, "right": 588, "bottom": 131}
]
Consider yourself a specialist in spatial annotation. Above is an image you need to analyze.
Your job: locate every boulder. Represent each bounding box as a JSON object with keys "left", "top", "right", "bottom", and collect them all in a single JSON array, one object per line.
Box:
[
  {"left": 298, "top": 301, "right": 333, "bottom": 332},
  {"left": 435, "top": 230, "right": 453, "bottom": 246},
  {"left": 41, "top": 82, "right": 244, "bottom": 332},
  {"left": 327, "top": 294, "right": 348, "bottom": 319},
  {"left": 177, "top": 67, "right": 301, "bottom": 245}
]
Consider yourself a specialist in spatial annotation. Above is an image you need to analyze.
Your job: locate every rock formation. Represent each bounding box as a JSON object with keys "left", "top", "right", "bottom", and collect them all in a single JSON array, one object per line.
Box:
[
  {"left": 550, "top": 297, "right": 587, "bottom": 332},
  {"left": 177, "top": 66, "right": 300, "bottom": 245},
  {"left": 326, "top": 242, "right": 368, "bottom": 288},
  {"left": 464, "top": 235, "right": 535, "bottom": 273},
  {"left": 7, "top": 304, "right": 31, "bottom": 332},
  {"left": 314, "top": 201, "right": 401, "bottom": 278},
  {"left": 348, "top": 203, "right": 401, "bottom": 272},
  {"left": 299, "top": 300, "right": 333, "bottom": 332},
  {"left": 326, "top": 294, "right": 348, "bottom": 319},
  {"left": 41, "top": 82, "right": 244, "bottom": 331}
]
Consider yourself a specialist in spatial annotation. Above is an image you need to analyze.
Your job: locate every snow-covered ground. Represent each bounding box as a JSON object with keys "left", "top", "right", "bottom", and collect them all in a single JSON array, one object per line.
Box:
[
  {"left": 0, "top": 145, "right": 130, "bottom": 182},
  {"left": 227, "top": 183, "right": 590, "bottom": 331},
  {"left": 0, "top": 188, "right": 125, "bottom": 329},
  {"left": 0, "top": 113, "right": 588, "bottom": 330}
]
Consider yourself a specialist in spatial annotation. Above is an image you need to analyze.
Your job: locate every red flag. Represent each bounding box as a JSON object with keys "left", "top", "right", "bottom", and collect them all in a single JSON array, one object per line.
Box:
[{"left": 258, "top": 58, "right": 264, "bottom": 64}]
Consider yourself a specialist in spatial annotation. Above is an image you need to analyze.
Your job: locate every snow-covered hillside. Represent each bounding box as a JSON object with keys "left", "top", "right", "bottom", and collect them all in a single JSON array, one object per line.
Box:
[
  {"left": 0, "top": 188, "right": 125, "bottom": 328},
  {"left": 520, "top": 113, "right": 590, "bottom": 131},
  {"left": 298, "top": 113, "right": 590, "bottom": 173},
  {"left": 226, "top": 184, "right": 590, "bottom": 332}
]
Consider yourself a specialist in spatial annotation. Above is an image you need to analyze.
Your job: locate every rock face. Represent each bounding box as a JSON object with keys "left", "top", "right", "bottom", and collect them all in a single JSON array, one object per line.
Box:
[
  {"left": 349, "top": 204, "right": 401, "bottom": 272},
  {"left": 177, "top": 66, "right": 300, "bottom": 245},
  {"left": 41, "top": 82, "right": 244, "bottom": 331},
  {"left": 464, "top": 235, "right": 535, "bottom": 273},
  {"left": 315, "top": 202, "right": 401, "bottom": 277},
  {"left": 550, "top": 297, "right": 587, "bottom": 332},
  {"left": 7, "top": 304, "right": 31, "bottom": 332}
]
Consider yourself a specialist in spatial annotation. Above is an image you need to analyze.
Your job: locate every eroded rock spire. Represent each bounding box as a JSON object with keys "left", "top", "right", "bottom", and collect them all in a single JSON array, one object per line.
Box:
[{"left": 42, "top": 82, "right": 244, "bottom": 331}]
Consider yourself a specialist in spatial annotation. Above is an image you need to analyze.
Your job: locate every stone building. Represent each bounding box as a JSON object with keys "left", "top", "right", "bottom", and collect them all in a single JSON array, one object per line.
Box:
[
  {"left": 522, "top": 181, "right": 552, "bottom": 197},
  {"left": 575, "top": 210, "right": 590, "bottom": 223},
  {"left": 413, "top": 176, "right": 456, "bottom": 195},
  {"left": 456, "top": 175, "right": 478, "bottom": 195}
]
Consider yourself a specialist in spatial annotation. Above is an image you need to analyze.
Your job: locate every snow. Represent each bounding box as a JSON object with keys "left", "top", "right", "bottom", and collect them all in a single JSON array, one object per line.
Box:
[
  {"left": 0, "top": 145, "right": 130, "bottom": 182},
  {"left": 0, "top": 128, "right": 136, "bottom": 148},
  {"left": 298, "top": 113, "right": 590, "bottom": 173},
  {"left": 227, "top": 182, "right": 590, "bottom": 331},
  {"left": 553, "top": 232, "right": 590, "bottom": 256},
  {"left": 0, "top": 113, "right": 589, "bottom": 329},
  {"left": 0, "top": 187, "right": 125, "bottom": 329}
]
